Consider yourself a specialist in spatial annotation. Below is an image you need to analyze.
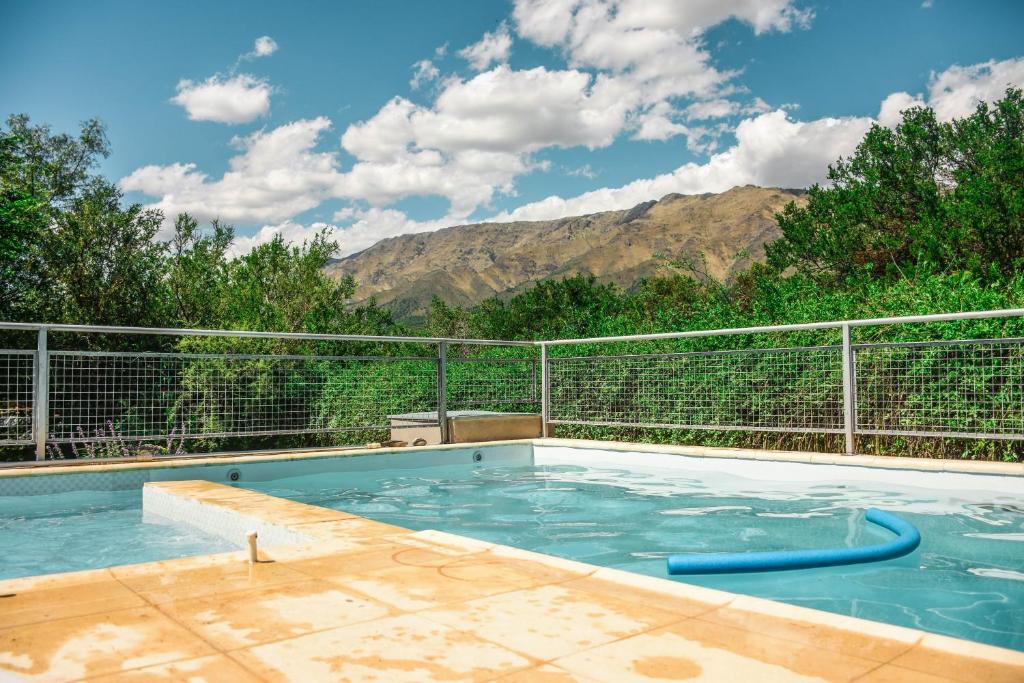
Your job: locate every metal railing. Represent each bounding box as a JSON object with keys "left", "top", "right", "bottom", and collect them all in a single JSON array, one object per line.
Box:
[
  {"left": 538, "top": 308, "right": 1024, "bottom": 451},
  {"left": 2, "top": 308, "right": 1023, "bottom": 461},
  {"left": 0, "top": 323, "right": 534, "bottom": 459}
]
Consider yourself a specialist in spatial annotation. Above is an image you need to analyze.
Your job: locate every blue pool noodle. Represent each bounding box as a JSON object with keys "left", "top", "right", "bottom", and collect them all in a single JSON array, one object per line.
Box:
[{"left": 666, "top": 508, "right": 921, "bottom": 575}]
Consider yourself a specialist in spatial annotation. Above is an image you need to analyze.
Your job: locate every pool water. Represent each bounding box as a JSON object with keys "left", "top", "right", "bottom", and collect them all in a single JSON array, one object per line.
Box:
[
  {"left": 0, "top": 489, "right": 237, "bottom": 580},
  {"left": 247, "top": 461, "right": 1024, "bottom": 651}
]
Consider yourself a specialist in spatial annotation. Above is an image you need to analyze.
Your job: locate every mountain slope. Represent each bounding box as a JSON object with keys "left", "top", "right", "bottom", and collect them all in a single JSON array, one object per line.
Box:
[{"left": 325, "top": 185, "right": 804, "bottom": 321}]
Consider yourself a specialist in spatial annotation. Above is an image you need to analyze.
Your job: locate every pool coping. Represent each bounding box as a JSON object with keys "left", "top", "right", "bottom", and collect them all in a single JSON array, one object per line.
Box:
[
  {"left": 2, "top": 437, "right": 1022, "bottom": 478},
  {"left": 1, "top": 479, "right": 1022, "bottom": 682}
]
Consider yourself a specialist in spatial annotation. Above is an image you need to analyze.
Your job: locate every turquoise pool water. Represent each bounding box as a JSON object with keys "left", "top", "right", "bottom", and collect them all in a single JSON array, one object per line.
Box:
[
  {"left": 246, "top": 460, "right": 1024, "bottom": 651},
  {"left": 0, "top": 489, "right": 236, "bottom": 580}
]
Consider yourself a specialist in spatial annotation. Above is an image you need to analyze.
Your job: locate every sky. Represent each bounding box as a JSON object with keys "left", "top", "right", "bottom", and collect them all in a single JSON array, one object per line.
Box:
[{"left": 3, "top": 0, "right": 1023, "bottom": 257}]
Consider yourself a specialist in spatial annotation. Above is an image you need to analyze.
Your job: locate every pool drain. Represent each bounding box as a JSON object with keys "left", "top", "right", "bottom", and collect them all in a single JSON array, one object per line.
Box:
[
  {"left": 227, "top": 468, "right": 241, "bottom": 482},
  {"left": 473, "top": 451, "right": 483, "bottom": 463}
]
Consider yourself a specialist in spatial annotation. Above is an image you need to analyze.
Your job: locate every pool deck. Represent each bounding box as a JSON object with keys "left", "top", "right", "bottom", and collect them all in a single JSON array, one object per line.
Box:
[{"left": 2, "top": 469, "right": 1023, "bottom": 682}]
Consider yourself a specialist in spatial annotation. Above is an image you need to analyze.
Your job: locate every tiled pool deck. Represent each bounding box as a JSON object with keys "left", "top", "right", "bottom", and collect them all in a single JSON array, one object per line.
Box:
[{"left": 1, "top": 443, "right": 1023, "bottom": 682}]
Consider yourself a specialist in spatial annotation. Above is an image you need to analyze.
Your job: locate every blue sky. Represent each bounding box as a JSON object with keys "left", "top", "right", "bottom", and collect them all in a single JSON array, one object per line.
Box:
[{"left": 3, "top": 0, "right": 1023, "bottom": 255}]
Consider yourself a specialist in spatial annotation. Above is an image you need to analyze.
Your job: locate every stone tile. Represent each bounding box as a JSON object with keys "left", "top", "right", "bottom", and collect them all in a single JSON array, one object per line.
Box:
[
  {"left": 205, "top": 496, "right": 352, "bottom": 525},
  {"left": 82, "top": 654, "right": 264, "bottom": 682},
  {"left": 498, "top": 663, "right": 601, "bottom": 682},
  {"left": 230, "top": 613, "right": 535, "bottom": 682},
  {"left": 888, "top": 633, "right": 1024, "bottom": 683},
  {"left": 141, "top": 480, "right": 255, "bottom": 501},
  {"left": 291, "top": 516, "right": 412, "bottom": 541},
  {"left": 650, "top": 618, "right": 883, "bottom": 682},
  {"left": 408, "top": 529, "right": 495, "bottom": 552},
  {"left": 555, "top": 627, "right": 849, "bottom": 683},
  {"left": 282, "top": 541, "right": 470, "bottom": 580},
  {"left": 0, "top": 569, "right": 145, "bottom": 630},
  {"left": 340, "top": 553, "right": 581, "bottom": 612},
  {"left": 0, "top": 606, "right": 214, "bottom": 681},
  {"left": 111, "top": 553, "right": 308, "bottom": 604},
  {"left": 854, "top": 664, "right": 961, "bottom": 683},
  {"left": 562, "top": 572, "right": 730, "bottom": 619},
  {"left": 157, "top": 579, "right": 391, "bottom": 650},
  {"left": 698, "top": 595, "right": 922, "bottom": 662},
  {"left": 488, "top": 544, "right": 600, "bottom": 575},
  {"left": 421, "top": 583, "right": 685, "bottom": 661}
]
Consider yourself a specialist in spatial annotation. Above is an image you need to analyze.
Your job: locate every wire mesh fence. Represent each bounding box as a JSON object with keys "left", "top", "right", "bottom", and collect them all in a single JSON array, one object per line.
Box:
[
  {"left": 0, "top": 351, "right": 34, "bottom": 445},
  {"left": 548, "top": 346, "right": 845, "bottom": 433},
  {"left": 47, "top": 351, "right": 440, "bottom": 444},
  {"left": 854, "top": 338, "right": 1024, "bottom": 439},
  {"left": 446, "top": 357, "right": 539, "bottom": 412},
  {"left": 2, "top": 312, "right": 1024, "bottom": 461}
]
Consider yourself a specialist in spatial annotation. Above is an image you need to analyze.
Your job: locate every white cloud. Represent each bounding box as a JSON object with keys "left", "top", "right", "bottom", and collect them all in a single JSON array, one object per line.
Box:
[
  {"left": 414, "top": 66, "right": 634, "bottom": 153},
  {"left": 512, "top": 0, "right": 811, "bottom": 105},
  {"left": 488, "top": 110, "right": 872, "bottom": 222},
  {"left": 122, "top": 117, "right": 340, "bottom": 232},
  {"left": 410, "top": 59, "right": 440, "bottom": 89},
  {"left": 458, "top": 24, "right": 513, "bottom": 71},
  {"left": 253, "top": 36, "right": 278, "bottom": 57},
  {"left": 232, "top": 208, "right": 458, "bottom": 258},
  {"left": 171, "top": 74, "right": 272, "bottom": 124},
  {"left": 877, "top": 91, "right": 925, "bottom": 128},
  {"left": 567, "top": 164, "right": 597, "bottom": 179},
  {"left": 926, "top": 57, "right": 1024, "bottom": 121},
  {"left": 233, "top": 36, "right": 279, "bottom": 69},
  {"left": 876, "top": 56, "right": 1024, "bottom": 128}
]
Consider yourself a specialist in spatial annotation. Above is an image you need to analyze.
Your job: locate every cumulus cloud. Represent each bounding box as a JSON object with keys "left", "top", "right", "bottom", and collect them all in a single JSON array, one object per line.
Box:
[
  {"left": 122, "top": 117, "right": 340, "bottom": 232},
  {"left": 927, "top": 57, "right": 1024, "bottom": 120},
  {"left": 252, "top": 36, "right": 278, "bottom": 57},
  {"left": 877, "top": 91, "right": 925, "bottom": 128},
  {"left": 410, "top": 59, "right": 440, "bottom": 89},
  {"left": 171, "top": 74, "right": 272, "bottom": 124},
  {"left": 231, "top": 209, "right": 458, "bottom": 258},
  {"left": 458, "top": 23, "right": 513, "bottom": 71},
  {"left": 877, "top": 56, "right": 1024, "bottom": 128},
  {"left": 487, "top": 109, "right": 872, "bottom": 222},
  {"left": 513, "top": 0, "right": 811, "bottom": 105}
]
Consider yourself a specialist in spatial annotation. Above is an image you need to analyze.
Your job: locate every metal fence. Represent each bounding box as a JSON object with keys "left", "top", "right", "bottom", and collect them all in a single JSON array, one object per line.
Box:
[
  {"left": 0, "top": 323, "right": 535, "bottom": 460},
  {"left": 539, "top": 309, "right": 1024, "bottom": 452},
  {"left": 2, "top": 308, "right": 1024, "bottom": 461}
]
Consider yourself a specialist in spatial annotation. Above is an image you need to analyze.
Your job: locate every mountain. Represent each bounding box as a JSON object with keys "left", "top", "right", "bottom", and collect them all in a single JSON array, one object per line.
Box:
[{"left": 325, "top": 185, "right": 804, "bottom": 321}]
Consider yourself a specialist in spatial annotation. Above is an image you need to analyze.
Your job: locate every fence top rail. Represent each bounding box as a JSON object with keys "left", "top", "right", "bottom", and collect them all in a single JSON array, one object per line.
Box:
[
  {"left": 539, "top": 308, "right": 1024, "bottom": 346},
  {"left": 4, "top": 307, "right": 1024, "bottom": 349},
  {"left": 0, "top": 321, "right": 534, "bottom": 348}
]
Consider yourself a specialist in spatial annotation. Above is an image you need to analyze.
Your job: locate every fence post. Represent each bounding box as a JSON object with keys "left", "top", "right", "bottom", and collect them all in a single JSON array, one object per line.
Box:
[
  {"left": 540, "top": 343, "right": 550, "bottom": 438},
  {"left": 33, "top": 327, "right": 49, "bottom": 460},
  {"left": 437, "top": 341, "right": 449, "bottom": 444},
  {"left": 841, "top": 323, "right": 855, "bottom": 455}
]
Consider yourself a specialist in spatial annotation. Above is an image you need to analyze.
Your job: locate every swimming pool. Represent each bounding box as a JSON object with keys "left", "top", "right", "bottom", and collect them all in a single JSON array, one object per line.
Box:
[
  {"left": 1, "top": 442, "right": 1021, "bottom": 651},
  {"left": 240, "top": 445, "right": 1024, "bottom": 651},
  {"left": 0, "top": 487, "right": 237, "bottom": 579}
]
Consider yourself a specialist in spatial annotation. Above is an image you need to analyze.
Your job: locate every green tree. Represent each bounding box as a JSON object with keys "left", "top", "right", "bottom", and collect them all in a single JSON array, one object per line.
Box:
[
  {"left": 166, "top": 213, "right": 233, "bottom": 328},
  {"left": 39, "top": 181, "right": 167, "bottom": 326},
  {"left": 768, "top": 88, "right": 1024, "bottom": 282},
  {"left": 1, "top": 114, "right": 168, "bottom": 325}
]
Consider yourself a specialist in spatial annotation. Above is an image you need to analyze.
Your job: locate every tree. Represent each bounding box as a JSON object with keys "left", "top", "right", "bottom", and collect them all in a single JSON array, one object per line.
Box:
[
  {"left": 40, "top": 181, "right": 167, "bottom": 326},
  {"left": 166, "top": 213, "right": 233, "bottom": 328},
  {"left": 470, "top": 275, "right": 624, "bottom": 340},
  {"left": 1, "top": 114, "right": 169, "bottom": 325},
  {"left": 768, "top": 88, "right": 1024, "bottom": 283}
]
